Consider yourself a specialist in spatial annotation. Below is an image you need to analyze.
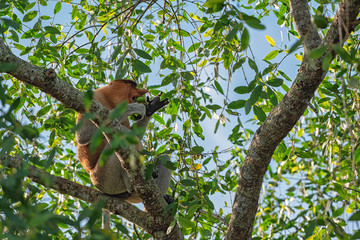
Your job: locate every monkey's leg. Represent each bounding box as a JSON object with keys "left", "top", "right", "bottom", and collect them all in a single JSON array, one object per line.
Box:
[
  {"left": 102, "top": 209, "right": 110, "bottom": 230},
  {"left": 153, "top": 155, "right": 172, "bottom": 203}
]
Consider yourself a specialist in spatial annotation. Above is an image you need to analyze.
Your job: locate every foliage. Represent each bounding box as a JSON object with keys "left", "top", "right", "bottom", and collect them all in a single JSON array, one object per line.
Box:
[{"left": 0, "top": 0, "right": 359, "bottom": 239}]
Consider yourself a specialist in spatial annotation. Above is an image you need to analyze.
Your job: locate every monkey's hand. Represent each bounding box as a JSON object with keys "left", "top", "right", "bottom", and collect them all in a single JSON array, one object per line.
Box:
[
  {"left": 146, "top": 92, "right": 169, "bottom": 117},
  {"left": 124, "top": 103, "right": 146, "bottom": 121}
]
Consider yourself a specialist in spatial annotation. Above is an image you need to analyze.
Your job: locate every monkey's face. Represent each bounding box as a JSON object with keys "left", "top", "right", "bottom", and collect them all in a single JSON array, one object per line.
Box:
[{"left": 108, "top": 79, "right": 148, "bottom": 106}]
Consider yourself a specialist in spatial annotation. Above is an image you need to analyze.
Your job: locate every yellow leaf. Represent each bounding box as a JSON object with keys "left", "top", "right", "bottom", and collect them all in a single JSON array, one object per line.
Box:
[
  {"left": 297, "top": 128, "right": 304, "bottom": 137},
  {"left": 295, "top": 53, "right": 303, "bottom": 61},
  {"left": 191, "top": 163, "right": 202, "bottom": 170},
  {"left": 190, "top": 13, "right": 202, "bottom": 22},
  {"left": 265, "top": 35, "right": 275, "bottom": 47},
  {"left": 102, "top": 26, "right": 107, "bottom": 35},
  {"left": 346, "top": 207, "right": 353, "bottom": 214},
  {"left": 198, "top": 59, "right": 207, "bottom": 67},
  {"left": 291, "top": 166, "right": 299, "bottom": 173},
  {"left": 203, "top": 28, "right": 213, "bottom": 37}
]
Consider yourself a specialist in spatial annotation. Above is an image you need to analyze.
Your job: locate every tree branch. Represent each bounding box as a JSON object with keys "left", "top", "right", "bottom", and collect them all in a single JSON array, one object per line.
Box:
[
  {"left": 225, "top": 1, "right": 360, "bottom": 239},
  {"left": 0, "top": 39, "right": 182, "bottom": 239},
  {"left": 0, "top": 155, "right": 154, "bottom": 232},
  {"left": 289, "top": 0, "right": 322, "bottom": 51}
]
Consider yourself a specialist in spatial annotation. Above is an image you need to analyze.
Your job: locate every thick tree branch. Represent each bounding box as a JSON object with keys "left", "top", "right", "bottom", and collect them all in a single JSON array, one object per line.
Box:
[
  {"left": 324, "top": 0, "right": 360, "bottom": 48},
  {"left": 0, "top": 155, "right": 154, "bottom": 231},
  {"left": 290, "top": 0, "right": 322, "bottom": 51},
  {"left": 225, "top": 1, "right": 360, "bottom": 239},
  {"left": 0, "top": 39, "right": 181, "bottom": 239}
]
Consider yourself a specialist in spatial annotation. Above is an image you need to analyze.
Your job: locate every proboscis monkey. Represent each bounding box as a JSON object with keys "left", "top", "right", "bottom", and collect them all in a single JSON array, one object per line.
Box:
[{"left": 76, "top": 79, "right": 171, "bottom": 204}]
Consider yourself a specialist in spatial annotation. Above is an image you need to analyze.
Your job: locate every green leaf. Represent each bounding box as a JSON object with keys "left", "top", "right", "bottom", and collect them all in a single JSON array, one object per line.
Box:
[
  {"left": 111, "top": 45, "right": 122, "bottom": 61},
  {"left": 40, "top": 15, "right": 51, "bottom": 20},
  {"left": 204, "top": 195, "right": 215, "bottom": 210},
  {"left": 234, "top": 86, "right": 250, "bottom": 94},
  {"left": 9, "top": 30, "right": 19, "bottom": 42},
  {"left": 309, "top": 46, "right": 327, "bottom": 59},
  {"left": 267, "top": 78, "right": 283, "bottom": 87},
  {"left": 156, "top": 145, "right": 167, "bottom": 155},
  {"left": 333, "top": 182, "right": 349, "bottom": 200},
  {"left": 228, "top": 100, "right": 246, "bottom": 109},
  {"left": 206, "top": 104, "right": 222, "bottom": 111},
  {"left": 253, "top": 105, "right": 266, "bottom": 121},
  {"left": 115, "top": 65, "right": 128, "bottom": 79},
  {"left": 349, "top": 211, "right": 360, "bottom": 221},
  {"left": 19, "top": 126, "right": 39, "bottom": 140},
  {"left": 337, "top": 47, "right": 353, "bottom": 64},
  {"left": 24, "top": 1, "right": 36, "bottom": 11},
  {"left": 133, "top": 60, "right": 151, "bottom": 73},
  {"left": 249, "top": 85, "right": 262, "bottom": 105},
  {"left": 241, "top": 28, "right": 249, "bottom": 50},
  {"left": 2, "top": 18, "right": 21, "bottom": 30},
  {"left": 242, "top": 14, "right": 265, "bottom": 30},
  {"left": 214, "top": 81, "right": 224, "bottom": 95},
  {"left": 152, "top": 113, "right": 165, "bottom": 125},
  {"left": 200, "top": 229, "right": 212, "bottom": 237},
  {"left": 44, "top": 26, "right": 60, "bottom": 35},
  {"left": 54, "top": 1, "right": 62, "bottom": 14},
  {"left": 162, "top": 73, "right": 179, "bottom": 86},
  {"left": 192, "top": 146, "right": 204, "bottom": 154},
  {"left": 347, "top": 77, "right": 359, "bottom": 89},
  {"left": 244, "top": 100, "right": 251, "bottom": 114},
  {"left": 172, "top": 42, "right": 186, "bottom": 52},
  {"left": 180, "top": 179, "right": 196, "bottom": 186},
  {"left": 304, "top": 220, "right": 317, "bottom": 239},
  {"left": 355, "top": 144, "right": 360, "bottom": 163},
  {"left": 36, "top": 105, "right": 51, "bottom": 117},
  {"left": 177, "top": 216, "right": 195, "bottom": 229},
  {"left": 83, "top": 90, "right": 94, "bottom": 111},
  {"left": 144, "top": 34, "right": 155, "bottom": 41},
  {"left": 188, "top": 204, "right": 201, "bottom": 216},
  {"left": 203, "top": 0, "right": 225, "bottom": 8},
  {"left": 188, "top": 42, "right": 200, "bottom": 53},
  {"left": 180, "top": 71, "right": 194, "bottom": 81},
  {"left": 23, "top": 11, "right": 38, "bottom": 22},
  {"left": 264, "top": 50, "right": 279, "bottom": 60},
  {"left": 248, "top": 58, "right": 258, "bottom": 72},
  {"left": 288, "top": 39, "right": 303, "bottom": 54},
  {"left": 233, "top": 58, "right": 246, "bottom": 72},
  {"left": 313, "top": 15, "right": 328, "bottom": 29},
  {"left": 225, "top": 27, "right": 238, "bottom": 41},
  {"left": 134, "top": 48, "right": 153, "bottom": 60},
  {"left": 109, "top": 102, "right": 127, "bottom": 120},
  {"left": 322, "top": 51, "right": 332, "bottom": 71}
]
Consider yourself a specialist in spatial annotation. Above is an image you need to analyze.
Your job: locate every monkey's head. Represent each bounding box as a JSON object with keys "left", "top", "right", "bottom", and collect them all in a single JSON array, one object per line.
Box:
[{"left": 107, "top": 79, "right": 148, "bottom": 107}]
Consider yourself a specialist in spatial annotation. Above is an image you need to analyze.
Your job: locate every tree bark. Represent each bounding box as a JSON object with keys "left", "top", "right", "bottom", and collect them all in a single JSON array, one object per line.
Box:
[
  {"left": 0, "top": 155, "right": 153, "bottom": 231},
  {"left": 225, "top": 1, "right": 360, "bottom": 239}
]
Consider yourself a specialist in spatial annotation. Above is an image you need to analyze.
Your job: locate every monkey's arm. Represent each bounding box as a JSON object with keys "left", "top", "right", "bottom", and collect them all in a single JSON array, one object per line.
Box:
[
  {"left": 76, "top": 116, "right": 98, "bottom": 146},
  {"left": 117, "top": 103, "right": 147, "bottom": 124},
  {"left": 77, "top": 103, "right": 146, "bottom": 145}
]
